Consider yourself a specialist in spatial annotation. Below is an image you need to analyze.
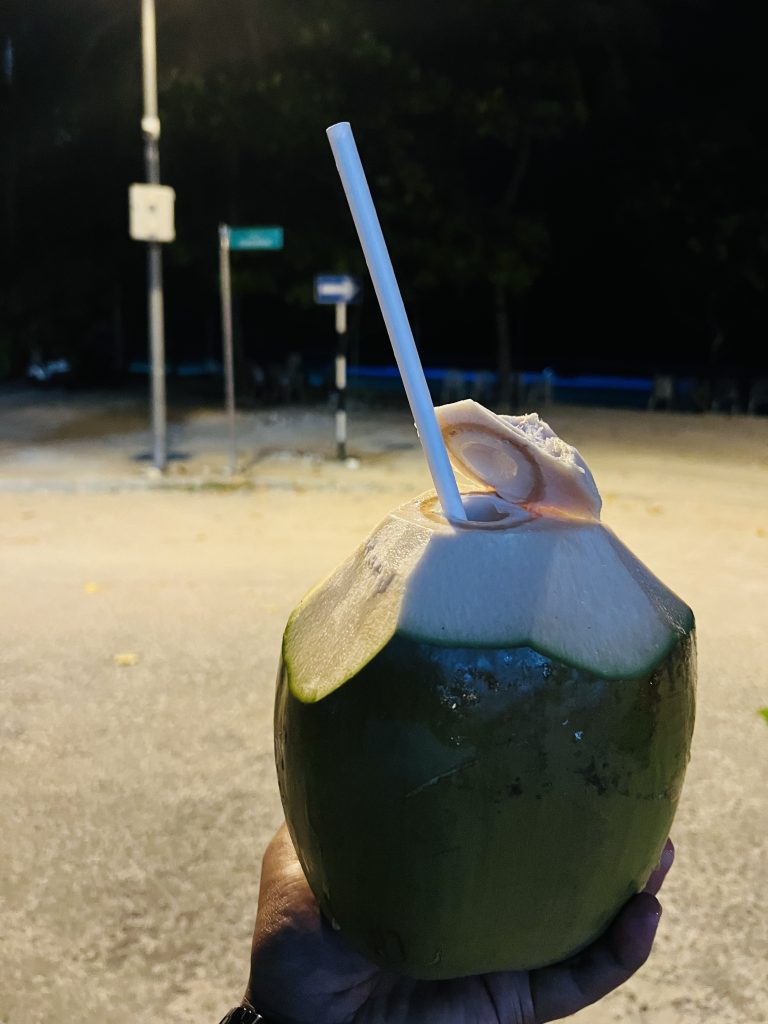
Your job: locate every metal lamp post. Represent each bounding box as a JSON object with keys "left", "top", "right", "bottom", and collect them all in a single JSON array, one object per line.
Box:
[{"left": 140, "top": 0, "right": 167, "bottom": 471}]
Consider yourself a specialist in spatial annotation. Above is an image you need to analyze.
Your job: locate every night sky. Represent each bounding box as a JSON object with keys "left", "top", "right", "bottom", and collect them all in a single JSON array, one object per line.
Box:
[{"left": 2, "top": 0, "right": 766, "bottom": 386}]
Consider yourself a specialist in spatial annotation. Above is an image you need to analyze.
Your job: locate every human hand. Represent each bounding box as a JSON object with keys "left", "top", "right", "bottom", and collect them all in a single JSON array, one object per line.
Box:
[{"left": 243, "top": 824, "right": 674, "bottom": 1024}]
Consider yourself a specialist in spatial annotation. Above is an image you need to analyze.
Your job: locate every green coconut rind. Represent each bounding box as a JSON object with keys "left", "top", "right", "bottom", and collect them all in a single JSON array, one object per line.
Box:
[
  {"left": 283, "top": 501, "right": 694, "bottom": 703},
  {"left": 276, "top": 630, "right": 697, "bottom": 979},
  {"left": 396, "top": 619, "right": 692, "bottom": 681},
  {"left": 281, "top": 513, "right": 431, "bottom": 702}
]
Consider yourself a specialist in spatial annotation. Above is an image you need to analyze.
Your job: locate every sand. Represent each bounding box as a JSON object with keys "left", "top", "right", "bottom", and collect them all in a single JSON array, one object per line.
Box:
[{"left": 0, "top": 391, "right": 766, "bottom": 1023}]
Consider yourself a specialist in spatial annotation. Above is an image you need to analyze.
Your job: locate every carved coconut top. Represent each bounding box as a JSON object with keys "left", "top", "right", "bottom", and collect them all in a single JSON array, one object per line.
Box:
[{"left": 436, "top": 400, "right": 602, "bottom": 521}]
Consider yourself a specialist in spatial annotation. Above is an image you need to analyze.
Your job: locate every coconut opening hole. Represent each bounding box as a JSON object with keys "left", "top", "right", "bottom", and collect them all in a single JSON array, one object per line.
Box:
[
  {"left": 459, "top": 493, "right": 512, "bottom": 523},
  {"left": 420, "top": 491, "right": 532, "bottom": 529}
]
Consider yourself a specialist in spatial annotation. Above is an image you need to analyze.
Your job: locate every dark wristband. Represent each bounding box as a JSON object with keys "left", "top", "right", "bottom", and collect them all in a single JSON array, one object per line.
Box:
[{"left": 218, "top": 1007, "right": 269, "bottom": 1024}]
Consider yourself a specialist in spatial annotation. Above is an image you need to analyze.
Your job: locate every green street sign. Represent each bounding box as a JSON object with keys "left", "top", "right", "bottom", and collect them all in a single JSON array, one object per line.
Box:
[{"left": 228, "top": 226, "right": 284, "bottom": 251}]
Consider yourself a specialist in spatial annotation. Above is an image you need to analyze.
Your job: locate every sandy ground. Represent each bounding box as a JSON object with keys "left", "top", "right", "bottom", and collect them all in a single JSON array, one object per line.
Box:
[{"left": 0, "top": 389, "right": 766, "bottom": 1024}]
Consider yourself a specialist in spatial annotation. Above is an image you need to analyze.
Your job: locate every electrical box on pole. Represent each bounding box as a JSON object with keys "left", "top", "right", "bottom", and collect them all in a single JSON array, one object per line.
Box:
[{"left": 129, "top": 183, "right": 176, "bottom": 243}]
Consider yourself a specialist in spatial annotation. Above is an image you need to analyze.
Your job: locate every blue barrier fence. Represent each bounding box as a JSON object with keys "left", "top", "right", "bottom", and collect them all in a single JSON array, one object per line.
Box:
[
  {"left": 348, "top": 365, "right": 654, "bottom": 391},
  {"left": 128, "top": 360, "right": 707, "bottom": 409}
]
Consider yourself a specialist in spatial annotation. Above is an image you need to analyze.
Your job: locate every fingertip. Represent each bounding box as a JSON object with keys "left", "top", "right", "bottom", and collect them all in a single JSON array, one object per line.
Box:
[
  {"left": 643, "top": 837, "right": 675, "bottom": 895},
  {"left": 635, "top": 890, "right": 663, "bottom": 923},
  {"left": 612, "top": 892, "right": 662, "bottom": 970}
]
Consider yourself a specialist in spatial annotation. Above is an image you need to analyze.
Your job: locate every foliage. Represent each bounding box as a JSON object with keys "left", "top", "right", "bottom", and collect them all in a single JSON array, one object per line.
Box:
[{"left": 1, "top": 0, "right": 766, "bottom": 376}]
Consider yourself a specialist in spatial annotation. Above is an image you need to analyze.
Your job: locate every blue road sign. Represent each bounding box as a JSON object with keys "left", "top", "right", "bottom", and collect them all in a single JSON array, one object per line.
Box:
[
  {"left": 229, "top": 226, "right": 284, "bottom": 251},
  {"left": 314, "top": 274, "right": 361, "bottom": 304}
]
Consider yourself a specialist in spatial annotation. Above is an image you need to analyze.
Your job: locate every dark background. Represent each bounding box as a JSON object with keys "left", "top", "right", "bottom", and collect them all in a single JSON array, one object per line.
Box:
[{"left": 1, "top": 0, "right": 766, "bottom": 396}]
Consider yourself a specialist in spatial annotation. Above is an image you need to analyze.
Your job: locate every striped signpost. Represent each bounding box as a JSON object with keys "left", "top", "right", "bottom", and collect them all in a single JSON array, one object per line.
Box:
[{"left": 314, "top": 274, "right": 361, "bottom": 459}]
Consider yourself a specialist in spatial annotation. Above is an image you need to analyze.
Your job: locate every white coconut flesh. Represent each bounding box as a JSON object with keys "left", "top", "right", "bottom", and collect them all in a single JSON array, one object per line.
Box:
[
  {"left": 436, "top": 399, "right": 602, "bottom": 519},
  {"left": 284, "top": 401, "right": 692, "bottom": 702}
]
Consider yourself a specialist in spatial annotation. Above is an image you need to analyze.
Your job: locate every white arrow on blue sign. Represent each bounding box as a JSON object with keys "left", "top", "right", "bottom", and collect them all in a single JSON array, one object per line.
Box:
[{"left": 314, "top": 274, "right": 361, "bottom": 305}]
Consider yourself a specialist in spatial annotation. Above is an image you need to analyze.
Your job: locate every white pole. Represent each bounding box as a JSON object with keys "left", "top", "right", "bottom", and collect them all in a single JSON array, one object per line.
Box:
[
  {"left": 141, "top": 0, "right": 159, "bottom": 129},
  {"left": 219, "top": 225, "right": 237, "bottom": 474},
  {"left": 140, "top": 0, "right": 167, "bottom": 471}
]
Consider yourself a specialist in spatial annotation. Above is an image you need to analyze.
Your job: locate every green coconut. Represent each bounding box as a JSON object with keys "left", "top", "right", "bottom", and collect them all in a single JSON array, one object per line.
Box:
[{"left": 274, "top": 400, "right": 696, "bottom": 979}]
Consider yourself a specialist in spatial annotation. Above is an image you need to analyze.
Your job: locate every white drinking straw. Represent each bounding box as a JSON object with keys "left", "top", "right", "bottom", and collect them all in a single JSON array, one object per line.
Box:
[{"left": 326, "top": 121, "right": 467, "bottom": 523}]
